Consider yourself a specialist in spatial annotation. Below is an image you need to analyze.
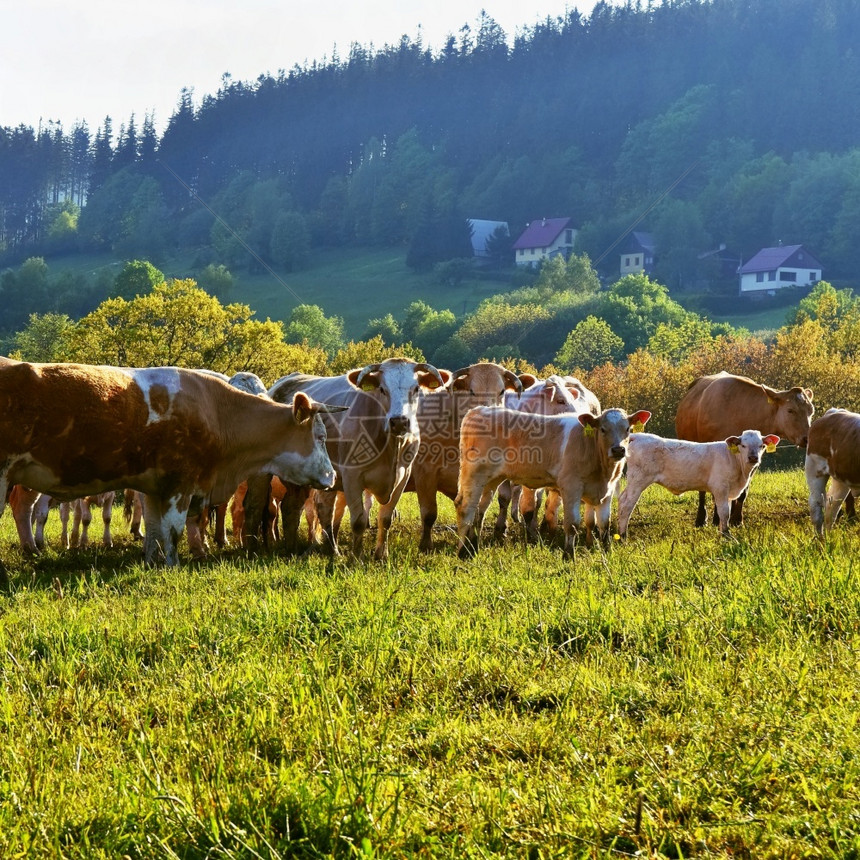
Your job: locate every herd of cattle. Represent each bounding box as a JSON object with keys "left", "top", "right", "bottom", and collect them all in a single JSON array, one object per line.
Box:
[{"left": 0, "top": 353, "right": 857, "bottom": 570}]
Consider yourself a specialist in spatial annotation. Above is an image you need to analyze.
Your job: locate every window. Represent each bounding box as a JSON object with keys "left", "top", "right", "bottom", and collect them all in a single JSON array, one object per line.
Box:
[
  {"left": 756, "top": 272, "right": 764, "bottom": 283},
  {"left": 809, "top": 271, "right": 817, "bottom": 282},
  {"left": 781, "top": 271, "right": 797, "bottom": 282},
  {"left": 565, "top": 229, "right": 573, "bottom": 244},
  {"left": 635, "top": 256, "right": 641, "bottom": 266},
  {"left": 530, "top": 248, "right": 535, "bottom": 256},
  {"left": 518, "top": 249, "right": 524, "bottom": 257},
  {"left": 768, "top": 271, "right": 776, "bottom": 281},
  {"left": 625, "top": 257, "right": 630, "bottom": 266}
]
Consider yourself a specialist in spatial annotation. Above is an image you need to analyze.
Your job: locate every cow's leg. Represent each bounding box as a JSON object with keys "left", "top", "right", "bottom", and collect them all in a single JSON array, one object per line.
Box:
[
  {"left": 230, "top": 484, "right": 247, "bottom": 548},
  {"left": 184, "top": 501, "right": 209, "bottom": 560},
  {"left": 845, "top": 493, "right": 857, "bottom": 522},
  {"left": 695, "top": 491, "right": 708, "bottom": 528},
  {"left": 343, "top": 485, "right": 372, "bottom": 558},
  {"left": 142, "top": 493, "right": 190, "bottom": 566},
  {"left": 456, "top": 476, "right": 499, "bottom": 558},
  {"left": 100, "top": 492, "right": 115, "bottom": 547},
  {"left": 589, "top": 495, "right": 614, "bottom": 547},
  {"left": 542, "top": 489, "right": 562, "bottom": 537},
  {"left": 519, "top": 487, "right": 541, "bottom": 542},
  {"left": 805, "top": 452, "right": 829, "bottom": 538},
  {"left": 825, "top": 479, "right": 852, "bottom": 533},
  {"left": 125, "top": 490, "right": 144, "bottom": 540},
  {"left": 58, "top": 502, "right": 71, "bottom": 549},
  {"left": 213, "top": 502, "right": 228, "bottom": 548},
  {"left": 73, "top": 498, "right": 91, "bottom": 548},
  {"left": 10, "top": 485, "right": 40, "bottom": 554},
  {"left": 375, "top": 486, "right": 404, "bottom": 561},
  {"left": 729, "top": 488, "right": 747, "bottom": 527},
  {"left": 313, "top": 489, "right": 340, "bottom": 555},
  {"left": 240, "top": 474, "right": 272, "bottom": 549},
  {"left": 560, "top": 487, "right": 584, "bottom": 556},
  {"left": 493, "top": 481, "right": 512, "bottom": 539},
  {"left": 715, "top": 496, "right": 733, "bottom": 536},
  {"left": 275, "top": 484, "right": 312, "bottom": 554},
  {"left": 414, "top": 471, "right": 440, "bottom": 553},
  {"left": 617, "top": 482, "right": 646, "bottom": 539},
  {"left": 33, "top": 494, "right": 52, "bottom": 550}
]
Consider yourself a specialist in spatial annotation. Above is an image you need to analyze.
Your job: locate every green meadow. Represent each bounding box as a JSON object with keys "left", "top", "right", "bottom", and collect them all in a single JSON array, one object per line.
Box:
[{"left": 0, "top": 472, "right": 858, "bottom": 859}]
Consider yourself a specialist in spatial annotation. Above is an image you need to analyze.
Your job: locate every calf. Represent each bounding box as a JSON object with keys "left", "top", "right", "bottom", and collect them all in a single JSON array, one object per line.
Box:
[
  {"left": 805, "top": 408, "right": 860, "bottom": 537},
  {"left": 456, "top": 406, "right": 650, "bottom": 557},
  {"left": 618, "top": 430, "right": 779, "bottom": 538}
]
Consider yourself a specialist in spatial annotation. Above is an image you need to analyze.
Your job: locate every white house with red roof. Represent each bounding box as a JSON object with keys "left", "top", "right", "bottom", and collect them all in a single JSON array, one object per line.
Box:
[
  {"left": 739, "top": 244, "right": 822, "bottom": 294},
  {"left": 512, "top": 217, "right": 577, "bottom": 267}
]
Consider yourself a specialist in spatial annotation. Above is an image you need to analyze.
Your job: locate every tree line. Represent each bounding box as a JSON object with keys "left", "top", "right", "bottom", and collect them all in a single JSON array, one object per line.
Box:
[{"left": 2, "top": 0, "right": 860, "bottom": 304}]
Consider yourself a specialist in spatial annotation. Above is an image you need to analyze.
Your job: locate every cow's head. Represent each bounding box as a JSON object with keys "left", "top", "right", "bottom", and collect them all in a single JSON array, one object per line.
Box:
[
  {"left": 579, "top": 408, "right": 651, "bottom": 462},
  {"left": 448, "top": 362, "right": 523, "bottom": 406},
  {"left": 765, "top": 385, "right": 814, "bottom": 449},
  {"left": 274, "top": 392, "right": 347, "bottom": 489},
  {"left": 347, "top": 359, "right": 449, "bottom": 437},
  {"left": 516, "top": 375, "right": 581, "bottom": 416},
  {"left": 725, "top": 430, "right": 780, "bottom": 468}
]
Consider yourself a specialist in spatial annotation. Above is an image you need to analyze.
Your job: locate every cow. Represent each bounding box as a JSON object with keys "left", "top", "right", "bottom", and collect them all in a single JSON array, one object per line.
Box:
[
  {"left": 491, "top": 374, "right": 600, "bottom": 541},
  {"left": 266, "top": 358, "right": 447, "bottom": 558},
  {"left": 675, "top": 372, "right": 814, "bottom": 527},
  {"left": 0, "top": 360, "right": 341, "bottom": 566},
  {"left": 618, "top": 430, "right": 780, "bottom": 538},
  {"left": 456, "top": 405, "right": 651, "bottom": 557},
  {"left": 380, "top": 361, "right": 524, "bottom": 553},
  {"left": 805, "top": 408, "right": 860, "bottom": 537}
]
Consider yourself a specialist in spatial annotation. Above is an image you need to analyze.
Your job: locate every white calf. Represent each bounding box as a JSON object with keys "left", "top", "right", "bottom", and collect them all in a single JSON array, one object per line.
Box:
[{"left": 618, "top": 430, "right": 779, "bottom": 537}]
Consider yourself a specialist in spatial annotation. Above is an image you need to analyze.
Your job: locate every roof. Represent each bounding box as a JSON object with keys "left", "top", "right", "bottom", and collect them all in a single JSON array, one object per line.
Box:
[
  {"left": 740, "top": 244, "right": 823, "bottom": 274},
  {"left": 620, "top": 231, "right": 655, "bottom": 255},
  {"left": 468, "top": 219, "right": 509, "bottom": 256},
  {"left": 512, "top": 217, "right": 573, "bottom": 250}
]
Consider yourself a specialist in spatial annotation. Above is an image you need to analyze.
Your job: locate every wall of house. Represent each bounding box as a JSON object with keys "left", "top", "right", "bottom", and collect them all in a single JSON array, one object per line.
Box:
[
  {"left": 739, "top": 268, "right": 822, "bottom": 293},
  {"left": 620, "top": 253, "right": 645, "bottom": 276},
  {"left": 514, "top": 230, "right": 577, "bottom": 267}
]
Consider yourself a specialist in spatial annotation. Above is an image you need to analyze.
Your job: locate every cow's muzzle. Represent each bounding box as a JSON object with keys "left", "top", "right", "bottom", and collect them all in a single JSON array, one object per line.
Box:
[
  {"left": 388, "top": 415, "right": 411, "bottom": 436},
  {"left": 610, "top": 445, "right": 627, "bottom": 460},
  {"left": 309, "top": 471, "right": 337, "bottom": 491}
]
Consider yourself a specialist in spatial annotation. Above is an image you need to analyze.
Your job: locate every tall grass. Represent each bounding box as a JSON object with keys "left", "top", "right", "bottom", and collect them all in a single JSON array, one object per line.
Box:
[{"left": 0, "top": 472, "right": 858, "bottom": 858}]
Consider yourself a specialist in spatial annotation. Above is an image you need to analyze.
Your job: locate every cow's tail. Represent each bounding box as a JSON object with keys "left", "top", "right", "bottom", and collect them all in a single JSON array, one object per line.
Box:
[{"left": 123, "top": 488, "right": 135, "bottom": 523}]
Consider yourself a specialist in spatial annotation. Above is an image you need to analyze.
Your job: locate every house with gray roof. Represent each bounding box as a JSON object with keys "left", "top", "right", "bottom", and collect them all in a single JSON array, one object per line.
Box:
[
  {"left": 467, "top": 219, "right": 509, "bottom": 263},
  {"left": 738, "top": 244, "right": 822, "bottom": 294}
]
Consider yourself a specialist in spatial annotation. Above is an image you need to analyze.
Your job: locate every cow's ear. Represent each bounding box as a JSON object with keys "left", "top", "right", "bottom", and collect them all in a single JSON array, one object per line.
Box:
[
  {"left": 503, "top": 369, "right": 523, "bottom": 393},
  {"left": 292, "top": 391, "right": 315, "bottom": 424},
  {"left": 348, "top": 368, "right": 380, "bottom": 391},
  {"left": 543, "top": 384, "right": 559, "bottom": 401},
  {"left": 805, "top": 388, "right": 814, "bottom": 401},
  {"left": 726, "top": 435, "right": 742, "bottom": 453},
  {"left": 763, "top": 434, "right": 780, "bottom": 452},
  {"left": 517, "top": 372, "right": 538, "bottom": 389},
  {"left": 628, "top": 410, "right": 651, "bottom": 430},
  {"left": 418, "top": 368, "right": 449, "bottom": 390},
  {"left": 578, "top": 413, "right": 598, "bottom": 428}
]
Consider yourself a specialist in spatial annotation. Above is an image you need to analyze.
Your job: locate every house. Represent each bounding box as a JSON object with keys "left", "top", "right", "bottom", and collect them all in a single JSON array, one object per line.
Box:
[
  {"left": 738, "top": 244, "right": 822, "bottom": 295},
  {"left": 467, "top": 219, "right": 509, "bottom": 263},
  {"left": 512, "top": 217, "right": 577, "bottom": 267},
  {"left": 620, "top": 231, "right": 655, "bottom": 276}
]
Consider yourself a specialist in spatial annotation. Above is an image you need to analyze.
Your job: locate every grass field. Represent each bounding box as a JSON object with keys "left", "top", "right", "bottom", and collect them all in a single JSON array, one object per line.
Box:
[{"left": 1, "top": 471, "right": 858, "bottom": 858}]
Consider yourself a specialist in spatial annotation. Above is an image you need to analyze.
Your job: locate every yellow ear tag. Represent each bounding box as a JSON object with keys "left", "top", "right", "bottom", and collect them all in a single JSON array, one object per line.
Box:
[
  {"left": 631, "top": 422, "right": 645, "bottom": 433},
  {"left": 728, "top": 443, "right": 739, "bottom": 454},
  {"left": 583, "top": 424, "right": 595, "bottom": 437},
  {"left": 424, "top": 378, "right": 440, "bottom": 390},
  {"left": 766, "top": 442, "right": 777, "bottom": 453},
  {"left": 360, "top": 380, "right": 377, "bottom": 391},
  {"left": 767, "top": 396, "right": 776, "bottom": 405}
]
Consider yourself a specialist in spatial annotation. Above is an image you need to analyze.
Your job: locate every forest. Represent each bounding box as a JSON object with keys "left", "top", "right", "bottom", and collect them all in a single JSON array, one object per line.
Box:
[{"left": 2, "top": 0, "right": 860, "bottom": 343}]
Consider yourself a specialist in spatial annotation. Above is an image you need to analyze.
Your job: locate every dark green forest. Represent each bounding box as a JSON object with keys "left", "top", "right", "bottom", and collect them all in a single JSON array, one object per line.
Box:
[{"left": 2, "top": 0, "right": 859, "bottom": 335}]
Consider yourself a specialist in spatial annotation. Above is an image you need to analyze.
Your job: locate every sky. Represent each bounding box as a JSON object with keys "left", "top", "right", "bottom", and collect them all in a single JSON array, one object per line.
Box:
[{"left": 1, "top": 0, "right": 601, "bottom": 137}]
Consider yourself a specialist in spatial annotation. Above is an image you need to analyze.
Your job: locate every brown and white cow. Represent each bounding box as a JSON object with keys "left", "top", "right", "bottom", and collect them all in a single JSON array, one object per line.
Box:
[
  {"left": 380, "top": 361, "right": 523, "bottom": 553},
  {"left": 0, "top": 360, "right": 340, "bottom": 566},
  {"left": 456, "top": 405, "right": 650, "bottom": 557},
  {"left": 805, "top": 408, "right": 860, "bottom": 537},
  {"left": 266, "top": 358, "right": 447, "bottom": 558},
  {"left": 675, "top": 371, "right": 814, "bottom": 527}
]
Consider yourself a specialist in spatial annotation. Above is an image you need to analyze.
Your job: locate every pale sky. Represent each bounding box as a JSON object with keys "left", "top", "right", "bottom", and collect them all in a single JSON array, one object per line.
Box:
[{"left": 1, "top": 0, "right": 601, "bottom": 136}]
